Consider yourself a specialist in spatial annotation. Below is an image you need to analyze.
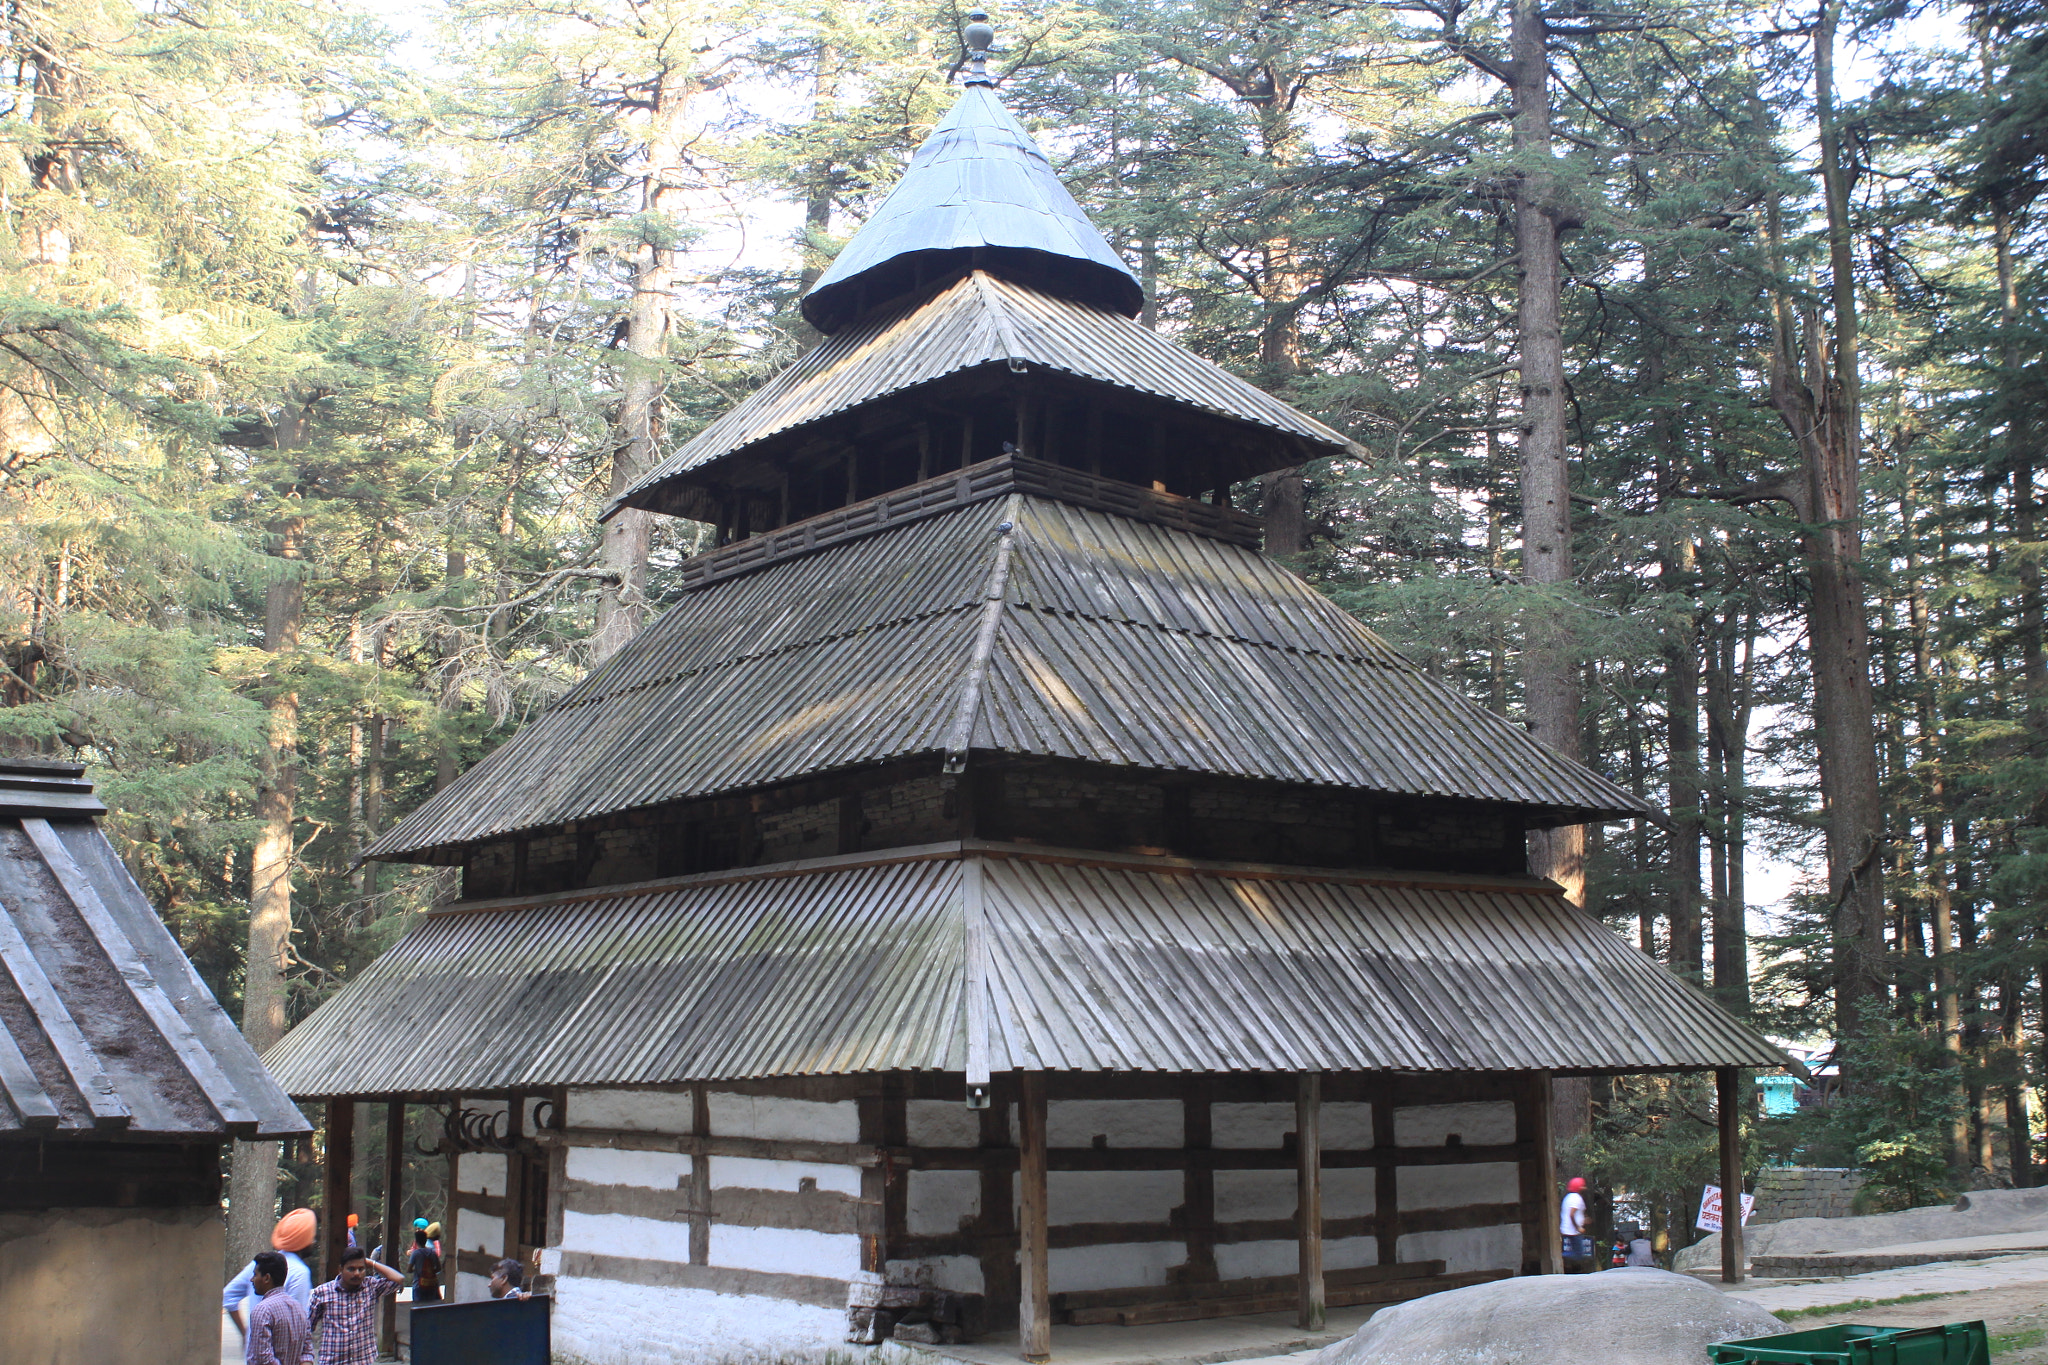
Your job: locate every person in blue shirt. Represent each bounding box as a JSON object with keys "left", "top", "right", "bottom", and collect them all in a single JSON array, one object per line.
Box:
[{"left": 225, "top": 1208, "right": 317, "bottom": 1338}]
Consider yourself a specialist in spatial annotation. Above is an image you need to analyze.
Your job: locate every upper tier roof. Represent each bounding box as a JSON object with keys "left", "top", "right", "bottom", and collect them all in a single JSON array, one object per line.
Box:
[
  {"left": 0, "top": 760, "right": 308, "bottom": 1139},
  {"left": 609, "top": 272, "right": 1347, "bottom": 520},
  {"left": 367, "top": 493, "right": 1653, "bottom": 862},
  {"left": 801, "top": 84, "right": 1143, "bottom": 334}
]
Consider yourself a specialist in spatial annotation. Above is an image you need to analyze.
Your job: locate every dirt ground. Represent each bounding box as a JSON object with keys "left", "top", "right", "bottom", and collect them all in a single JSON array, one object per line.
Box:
[{"left": 1778, "top": 1282, "right": 2048, "bottom": 1362}]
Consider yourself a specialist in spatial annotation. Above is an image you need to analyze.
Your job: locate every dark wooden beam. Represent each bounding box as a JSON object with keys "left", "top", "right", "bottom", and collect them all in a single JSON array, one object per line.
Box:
[
  {"left": 1516, "top": 1071, "right": 1561, "bottom": 1275},
  {"left": 1019, "top": 1071, "right": 1051, "bottom": 1363},
  {"left": 381, "top": 1100, "right": 404, "bottom": 1354},
  {"left": 323, "top": 1099, "right": 354, "bottom": 1279},
  {"left": 1718, "top": 1068, "right": 1746, "bottom": 1284},
  {"left": 1297, "top": 1071, "right": 1325, "bottom": 1331}
]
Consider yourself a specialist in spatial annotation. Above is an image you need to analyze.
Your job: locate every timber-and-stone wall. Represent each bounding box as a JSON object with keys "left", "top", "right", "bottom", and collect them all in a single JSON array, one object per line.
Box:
[
  {"left": 533, "top": 1074, "right": 1541, "bottom": 1365},
  {"left": 1750, "top": 1167, "right": 1867, "bottom": 1224}
]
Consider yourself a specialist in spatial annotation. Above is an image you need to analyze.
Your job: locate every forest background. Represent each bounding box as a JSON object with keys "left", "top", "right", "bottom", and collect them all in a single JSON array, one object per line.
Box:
[{"left": 2, "top": 0, "right": 2045, "bottom": 1260}]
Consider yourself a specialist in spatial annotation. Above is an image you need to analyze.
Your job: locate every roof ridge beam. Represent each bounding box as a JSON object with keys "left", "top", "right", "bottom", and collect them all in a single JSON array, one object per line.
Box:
[
  {"left": 0, "top": 897, "right": 129, "bottom": 1127},
  {"left": 943, "top": 494, "right": 1023, "bottom": 774}
]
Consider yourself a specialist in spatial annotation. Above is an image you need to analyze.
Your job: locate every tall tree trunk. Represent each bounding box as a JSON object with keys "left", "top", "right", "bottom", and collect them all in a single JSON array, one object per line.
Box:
[
  {"left": 593, "top": 63, "right": 695, "bottom": 661},
  {"left": 226, "top": 481, "right": 306, "bottom": 1274},
  {"left": 1509, "top": 0, "right": 1583, "bottom": 903}
]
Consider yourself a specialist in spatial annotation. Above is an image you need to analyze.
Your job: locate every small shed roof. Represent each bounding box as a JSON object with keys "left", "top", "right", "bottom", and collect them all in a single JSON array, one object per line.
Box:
[
  {"left": 801, "top": 85, "right": 1143, "bottom": 334},
  {"left": 263, "top": 843, "right": 1789, "bottom": 1098},
  {"left": 0, "top": 760, "right": 307, "bottom": 1139},
  {"left": 367, "top": 493, "right": 1653, "bottom": 861},
  {"left": 610, "top": 272, "right": 1348, "bottom": 519}
]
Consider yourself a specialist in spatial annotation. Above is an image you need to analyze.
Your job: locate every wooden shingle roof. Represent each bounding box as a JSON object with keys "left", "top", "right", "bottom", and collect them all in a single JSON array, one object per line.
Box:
[
  {"left": 368, "top": 484, "right": 1652, "bottom": 863},
  {"left": 0, "top": 760, "right": 308, "bottom": 1139}
]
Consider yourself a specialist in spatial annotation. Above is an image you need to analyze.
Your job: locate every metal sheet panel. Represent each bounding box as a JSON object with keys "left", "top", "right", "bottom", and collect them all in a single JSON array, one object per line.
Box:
[
  {"left": 0, "top": 762, "right": 308, "bottom": 1138},
  {"left": 263, "top": 848, "right": 1786, "bottom": 1098},
  {"left": 801, "top": 84, "right": 1142, "bottom": 331},
  {"left": 611, "top": 272, "right": 1347, "bottom": 519},
  {"left": 370, "top": 495, "right": 1650, "bottom": 861}
]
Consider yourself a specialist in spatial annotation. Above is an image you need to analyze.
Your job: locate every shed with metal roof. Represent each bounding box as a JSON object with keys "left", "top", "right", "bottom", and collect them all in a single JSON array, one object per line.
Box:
[{"left": 0, "top": 758, "right": 307, "bottom": 1365}]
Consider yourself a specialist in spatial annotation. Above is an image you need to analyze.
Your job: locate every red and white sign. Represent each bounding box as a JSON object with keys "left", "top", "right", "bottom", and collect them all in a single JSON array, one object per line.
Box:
[{"left": 1696, "top": 1185, "right": 1756, "bottom": 1233}]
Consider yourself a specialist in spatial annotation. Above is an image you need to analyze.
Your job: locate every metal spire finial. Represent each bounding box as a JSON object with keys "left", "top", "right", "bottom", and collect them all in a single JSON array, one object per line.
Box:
[{"left": 963, "top": 10, "right": 995, "bottom": 86}]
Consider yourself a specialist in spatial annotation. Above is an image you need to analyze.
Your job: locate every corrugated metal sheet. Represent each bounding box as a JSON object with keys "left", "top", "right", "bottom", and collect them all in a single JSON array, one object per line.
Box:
[
  {"left": 0, "top": 761, "right": 308, "bottom": 1138},
  {"left": 801, "top": 84, "right": 1142, "bottom": 332},
  {"left": 369, "top": 495, "right": 1651, "bottom": 862},
  {"left": 610, "top": 272, "right": 1347, "bottom": 520},
  {"left": 263, "top": 847, "right": 1787, "bottom": 1098},
  {"left": 264, "top": 855, "right": 969, "bottom": 1096}
]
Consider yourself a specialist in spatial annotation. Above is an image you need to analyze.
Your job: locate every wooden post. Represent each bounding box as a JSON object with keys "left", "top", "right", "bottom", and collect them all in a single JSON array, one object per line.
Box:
[
  {"left": 322, "top": 1098, "right": 354, "bottom": 1279},
  {"left": 381, "top": 1099, "right": 405, "bottom": 1355},
  {"left": 1718, "top": 1068, "right": 1747, "bottom": 1284},
  {"left": 1019, "top": 1071, "right": 1051, "bottom": 1363},
  {"left": 1296, "top": 1071, "right": 1325, "bottom": 1331},
  {"left": 1517, "top": 1071, "right": 1562, "bottom": 1274}
]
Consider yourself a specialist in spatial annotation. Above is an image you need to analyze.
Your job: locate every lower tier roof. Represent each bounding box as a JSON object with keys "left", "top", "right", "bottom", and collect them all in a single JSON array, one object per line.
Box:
[{"left": 263, "top": 843, "right": 1787, "bottom": 1099}]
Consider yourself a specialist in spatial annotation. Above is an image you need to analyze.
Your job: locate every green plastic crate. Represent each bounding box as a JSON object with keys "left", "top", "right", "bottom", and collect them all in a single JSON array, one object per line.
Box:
[{"left": 1706, "top": 1321, "right": 1990, "bottom": 1365}]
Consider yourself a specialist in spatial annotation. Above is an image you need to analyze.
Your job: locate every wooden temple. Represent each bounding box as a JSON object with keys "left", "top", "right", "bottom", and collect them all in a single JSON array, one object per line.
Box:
[{"left": 265, "top": 29, "right": 1785, "bottom": 1365}]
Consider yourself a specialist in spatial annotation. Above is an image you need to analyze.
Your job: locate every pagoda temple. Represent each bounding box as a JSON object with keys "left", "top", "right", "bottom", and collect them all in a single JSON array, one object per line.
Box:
[{"left": 265, "top": 23, "right": 1786, "bottom": 1365}]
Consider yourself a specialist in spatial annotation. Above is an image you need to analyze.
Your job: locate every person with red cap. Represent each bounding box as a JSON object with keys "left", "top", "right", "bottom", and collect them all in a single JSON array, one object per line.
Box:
[
  {"left": 224, "top": 1209, "right": 317, "bottom": 1339},
  {"left": 1560, "top": 1176, "right": 1594, "bottom": 1272}
]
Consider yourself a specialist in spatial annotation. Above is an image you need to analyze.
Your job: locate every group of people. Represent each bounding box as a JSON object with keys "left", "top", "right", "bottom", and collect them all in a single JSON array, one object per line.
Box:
[
  {"left": 1559, "top": 1175, "right": 1659, "bottom": 1272},
  {"left": 223, "top": 1209, "right": 531, "bottom": 1365}
]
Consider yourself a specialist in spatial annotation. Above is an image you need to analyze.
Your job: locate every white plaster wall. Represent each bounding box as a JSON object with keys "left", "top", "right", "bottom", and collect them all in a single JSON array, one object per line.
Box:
[
  {"left": 1211, "top": 1102, "right": 1372, "bottom": 1148},
  {"left": 458, "top": 1210, "right": 505, "bottom": 1260},
  {"left": 709, "top": 1224, "right": 862, "bottom": 1279},
  {"left": 458, "top": 1150, "right": 508, "bottom": 1196},
  {"left": 907, "top": 1099, "right": 980, "bottom": 1147},
  {"left": 567, "top": 1147, "right": 691, "bottom": 1189},
  {"left": 884, "top": 1254, "right": 985, "bottom": 1295},
  {"left": 707, "top": 1092, "right": 859, "bottom": 1143},
  {"left": 1044, "top": 1170, "right": 1183, "bottom": 1225},
  {"left": 1325, "top": 1166, "right": 1377, "bottom": 1218},
  {"left": 453, "top": 1271, "right": 492, "bottom": 1304},
  {"left": 1214, "top": 1239, "right": 1297, "bottom": 1280},
  {"left": 553, "top": 1274, "right": 893, "bottom": 1365},
  {"left": 1396, "top": 1161, "right": 1521, "bottom": 1210},
  {"left": 1396, "top": 1223, "right": 1522, "bottom": 1273},
  {"left": 709, "top": 1155, "right": 861, "bottom": 1197},
  {"left": 908, "top": 1169, "right": 981, "bottom": 1234},
  {"left": 1045, "top": 1099, "right": 1182, "bottom": 1147},
  {"left": 1214, "top": 1169, "right": 1295, "bottom": 1222},
  {"left": 1213, "top": 1233, "right": 1379, "bottom": 1282},
  {"left": 570, "top": 1086, "right": 696, "bottom": 1134},
  {"left": 1049, "top": 1241, "right": 1187, "bottom": 1292},
  {"left": 1393, "top": 1102, "right": 1516, "bottom": 1147},
  {"left": 561, "top": 1210, "right": 694, "bottom": 1263}
]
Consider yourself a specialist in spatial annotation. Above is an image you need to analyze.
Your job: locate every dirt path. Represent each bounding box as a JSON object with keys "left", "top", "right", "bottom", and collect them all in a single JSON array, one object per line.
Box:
[{"left": 1774, "top": 1282, "right": 2048, "bottom": 1362}]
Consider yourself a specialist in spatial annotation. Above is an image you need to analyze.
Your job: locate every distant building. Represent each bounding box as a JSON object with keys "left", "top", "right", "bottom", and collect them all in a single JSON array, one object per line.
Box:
[
  {"left": 0, "top": 758, "right": 306, "bottom": 1365},
  {"left": 266, "top": 34, "right": 1788, "bottom": 1365}
]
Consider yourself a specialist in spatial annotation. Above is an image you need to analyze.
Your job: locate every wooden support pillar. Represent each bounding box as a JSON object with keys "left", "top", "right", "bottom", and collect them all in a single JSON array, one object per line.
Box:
[
  {"left": 1296, "top": 1071, "right": 1325, "bottom": 1331},
  {"left": 1516, "top": 1071, "right": 1562, "bottom": 1275},
  {"left": 322, "top": 1099, "right": 354, "bottom": 1280},
  {"left": 381, "top": 1099, "right": 405, "bottom": 1355},
  {"left": 1019, "top": 1070, "right": 1051, "bottom": 1363},
  {"left": 1718, "top": 1068, "right": 1747, "bottom": 1284}
]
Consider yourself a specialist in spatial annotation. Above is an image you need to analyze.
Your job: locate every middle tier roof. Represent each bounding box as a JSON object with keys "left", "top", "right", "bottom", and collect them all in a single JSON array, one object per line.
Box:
[{"left": 370, "top": 483, "right": 1651, "bottom": 862}]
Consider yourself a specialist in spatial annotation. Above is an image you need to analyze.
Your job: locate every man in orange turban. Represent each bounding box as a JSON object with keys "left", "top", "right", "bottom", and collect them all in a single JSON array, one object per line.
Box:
[{"left": 226, "top": 1210, "right": 317, "bottom": 1340}]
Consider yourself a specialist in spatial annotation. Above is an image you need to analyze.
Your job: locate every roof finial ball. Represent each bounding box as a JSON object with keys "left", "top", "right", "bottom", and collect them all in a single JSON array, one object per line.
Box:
[{"left": 962, "top": 10, "right": 996, "bottom": 86}]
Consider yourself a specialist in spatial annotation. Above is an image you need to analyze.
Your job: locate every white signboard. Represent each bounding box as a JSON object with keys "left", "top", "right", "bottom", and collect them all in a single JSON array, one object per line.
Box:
[{"left": 1696, "top": 1184, "right": 1756, "bottom": 1233}]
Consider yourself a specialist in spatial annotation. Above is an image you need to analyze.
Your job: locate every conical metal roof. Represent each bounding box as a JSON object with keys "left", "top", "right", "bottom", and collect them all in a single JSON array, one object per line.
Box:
[{"left": 801, "top": 84, "right": 1143, "bottom": 334}]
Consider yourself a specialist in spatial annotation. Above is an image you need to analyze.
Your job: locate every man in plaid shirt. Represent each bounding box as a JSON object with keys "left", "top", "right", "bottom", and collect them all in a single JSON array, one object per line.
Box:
[{"left": 308, "top": 1245, "right": 405, "bottom": 1365}]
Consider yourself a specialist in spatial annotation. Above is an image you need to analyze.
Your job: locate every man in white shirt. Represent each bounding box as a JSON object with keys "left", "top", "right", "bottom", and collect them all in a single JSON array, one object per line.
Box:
[{"left": 1559, "top": 1176, "right": 1593, "bottom": 1271}]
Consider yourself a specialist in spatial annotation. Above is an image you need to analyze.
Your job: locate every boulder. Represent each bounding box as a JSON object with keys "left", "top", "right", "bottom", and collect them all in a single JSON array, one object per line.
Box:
[
  {"left": 1676, "top": 1185, "right": 2048, "bottom": 1273},
  {"left": 1313, "top": 1269, "right": 1784, "bottom": 1365}
]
